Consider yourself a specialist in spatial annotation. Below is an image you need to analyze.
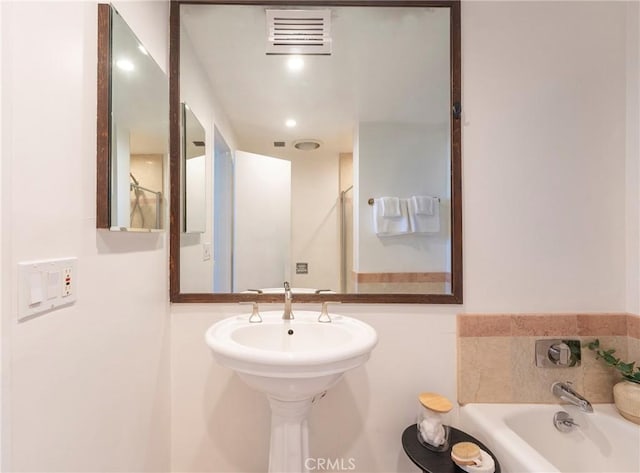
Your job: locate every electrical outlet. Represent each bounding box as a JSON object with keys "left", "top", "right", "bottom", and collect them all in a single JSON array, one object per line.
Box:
[
  {"left": 18, "top": 257, "right": 77, "bottom": 321},
  {"left": 203, "top": 243, "right": 211, "bottom": 261},
  {"left": 62, "top": 267, "right": 72, "bottom": 297}
]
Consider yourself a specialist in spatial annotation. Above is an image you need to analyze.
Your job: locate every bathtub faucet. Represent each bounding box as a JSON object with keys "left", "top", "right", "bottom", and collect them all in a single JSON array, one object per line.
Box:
[{"left": 551, "top": 381, "right": 593, "bottom": 413}]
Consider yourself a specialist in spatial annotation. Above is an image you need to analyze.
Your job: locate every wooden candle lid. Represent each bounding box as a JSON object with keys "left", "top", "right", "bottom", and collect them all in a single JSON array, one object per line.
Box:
[{"left": 418, "top": 392, "right": 453, "bottom": 413}]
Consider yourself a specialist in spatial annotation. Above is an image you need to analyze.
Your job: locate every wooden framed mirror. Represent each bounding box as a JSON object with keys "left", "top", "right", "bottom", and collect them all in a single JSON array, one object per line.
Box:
[
  {"left": 169, "top": 0, "right": 461, "bottom": 304},
  {"left": 97, "top": 3, "right": 169, "bottom": 232}
]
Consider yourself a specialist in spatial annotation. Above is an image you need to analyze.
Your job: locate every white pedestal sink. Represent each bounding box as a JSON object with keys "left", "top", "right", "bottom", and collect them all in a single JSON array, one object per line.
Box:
[{"left": 205, "top": 310, "right": 377, "bottom": 473}]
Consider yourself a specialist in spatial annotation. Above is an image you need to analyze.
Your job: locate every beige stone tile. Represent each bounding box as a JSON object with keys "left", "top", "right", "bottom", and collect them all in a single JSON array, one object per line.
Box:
[
  {"left": 510, "top": 337, "right": 581, "bottom": 403},
  {"left": 628, "top": 337, "right": 640, "bottom": 364},
  {"left": 628, "top": 314, "right": 640, "bottom": 339},
  {"left": 577, "top": 314, "right": 627, "bottom": 336},
  {"left": 583, "top": 369, "right": 616, "bottom": 403},
  {"left": 581, "top": 335, "right": 628, "bottom": 366},
  {"left": 457, "top": 314, "right": 511, "bottom": 337},
  {"left": 511, "top": 314, "right": 577, "bottom": 336},
  {"left": 355, "top": 281, "right": 446, "bottom": 294},
  {"left": 581, "top": 335, "right": 628, "bottom": 403},
  {"left": 458, "top": 337, "right": 512, "bottom": 404}
]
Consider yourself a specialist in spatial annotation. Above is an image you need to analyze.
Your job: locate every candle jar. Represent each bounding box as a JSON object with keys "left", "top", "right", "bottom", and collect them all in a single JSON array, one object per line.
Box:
[{"left": 416, "top": 392, "right": 452, "bottom": 452}]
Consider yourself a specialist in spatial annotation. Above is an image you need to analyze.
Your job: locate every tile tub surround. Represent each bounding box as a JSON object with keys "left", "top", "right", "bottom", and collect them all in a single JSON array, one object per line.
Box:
[
  {"left": 457, "top": 314, "right": 640, "bottom": 404},
  {"left": 352, "top": 271, "right": 451, "bottom": 294}
]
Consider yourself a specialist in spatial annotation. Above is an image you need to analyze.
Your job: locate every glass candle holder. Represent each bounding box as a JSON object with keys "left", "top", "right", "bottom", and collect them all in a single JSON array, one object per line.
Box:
[{"left": 416, "top": 392, "right": 452, "bottom": 452}]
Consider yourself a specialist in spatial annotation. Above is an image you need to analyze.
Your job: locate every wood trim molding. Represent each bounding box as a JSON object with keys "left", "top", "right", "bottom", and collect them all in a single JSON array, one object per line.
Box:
[
  {"left": 96, "top": 4, "right": 111, "bottom": 229},
  {"left": 169, "top": 0, "right": 182, "bottom": 300}
]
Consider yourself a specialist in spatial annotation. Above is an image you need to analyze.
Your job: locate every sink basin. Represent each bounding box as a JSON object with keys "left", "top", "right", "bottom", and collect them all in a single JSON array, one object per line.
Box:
[
  {"left": 206, "top": 310, "right": 377, "bottom": 386},
  {"left": 205, "top": 310, "right": 377, "bottom": 472}
]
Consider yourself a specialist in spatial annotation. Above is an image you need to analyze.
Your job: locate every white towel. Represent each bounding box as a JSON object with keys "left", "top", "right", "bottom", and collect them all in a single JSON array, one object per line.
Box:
[
  {"left": 460, "top": 450, "right": 495, "bottom": 473},
  {"left": 378, "top": 196, "right": 401, "bottom": 218},
  {"left": 411, "top": 195, "right": 437, "bottom": 216},
  {"left": 373, "top": 199, "right": 410, "bottom": 236},
  {"left": 418, "top": 418, "right": 446, "bottom": 447},
  {"left": 408, "top": 197, "right": 440, "bottom": 233}
]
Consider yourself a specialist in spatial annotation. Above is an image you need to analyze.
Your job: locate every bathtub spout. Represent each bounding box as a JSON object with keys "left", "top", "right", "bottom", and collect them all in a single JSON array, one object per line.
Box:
[{"left": 552, "top": 381, "right": 593, "bottom": 413}]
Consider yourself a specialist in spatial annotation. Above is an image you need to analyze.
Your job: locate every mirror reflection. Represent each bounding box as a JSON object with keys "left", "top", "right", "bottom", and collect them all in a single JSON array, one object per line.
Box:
[
  {"left": 177, "top": 2, "right": 458, "bottom": 296},
  {"left": 109, "top": 6, "right": 167, "bottom": 231},
  {"left": 182, "top": 103, "right": 207, "bottom": 233}
]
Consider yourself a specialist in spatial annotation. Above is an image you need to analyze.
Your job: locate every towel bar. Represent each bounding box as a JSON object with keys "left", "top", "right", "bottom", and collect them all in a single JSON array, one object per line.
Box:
[{"left": 368, "top": 196, "right": 440, "bottom": 206}]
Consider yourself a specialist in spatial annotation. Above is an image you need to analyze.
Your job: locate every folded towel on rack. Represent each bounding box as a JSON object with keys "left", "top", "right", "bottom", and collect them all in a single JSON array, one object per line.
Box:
[
  {"left": 408, "top": 196, "right": 440, "bottom": 233},
  {"left": 373, "top": 198, "right": 410, "bottom": 236},
  {"left": 411, "top": 195, "right": 437, "bottom": 216},
  {"left": 378, "top": 196, "right": 401, "bottom": 218}
]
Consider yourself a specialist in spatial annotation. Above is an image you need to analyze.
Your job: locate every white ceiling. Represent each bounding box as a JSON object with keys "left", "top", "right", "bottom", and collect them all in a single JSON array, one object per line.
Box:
[
  {"left": 181, "top": 4, "right": 451, "bottom": 160},
  {"left": 111, "top": 8, "right": 168, "bottom": 155}
]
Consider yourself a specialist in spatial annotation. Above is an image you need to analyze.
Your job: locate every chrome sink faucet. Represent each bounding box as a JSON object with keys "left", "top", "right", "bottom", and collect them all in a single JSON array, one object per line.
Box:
[
  {"left": 552, "top": 381, "right": 593, "bottom": 413},
  {"left": 283, "top": 281, "right": 294, "bottom": 320}
]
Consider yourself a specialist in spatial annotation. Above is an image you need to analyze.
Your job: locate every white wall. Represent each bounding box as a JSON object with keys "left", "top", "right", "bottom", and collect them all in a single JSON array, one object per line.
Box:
[
  {"left": 357, "top": 122, "right": 450, "bottom": 273},
  {"left": 171, "top": 303, "right": 458, "bottom": 473},
  {"left": 626, "top": 1, "right": 640, "bottom": 315},
  {"left": 234, "top": 151, "right": 291, "bottom": 291},
  {"left": 179, "top": 30, "right": 216, "bottom": 293},
  {"left": 170, "top": 2, "right": 635, "bottom": 472},
  {"left": 1, "top": 1, "right": 170, "bottom": 471},
  {"left": 0, "top": 3, "right": 5, "bottom": 468},
  {"left": 463, "top": 0, "right": 627, "bottom": 313},
  {"left": 180, "top": 27, "right": 238, "bottom": 293},
  {"left": 291, "top": 152, "right": 341, "bottom": 291}
]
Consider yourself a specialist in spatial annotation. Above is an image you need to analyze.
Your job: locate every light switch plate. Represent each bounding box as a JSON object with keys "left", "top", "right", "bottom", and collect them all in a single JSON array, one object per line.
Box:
[{"left": 18, "top": 257, "right": 77, "bottom": 321}]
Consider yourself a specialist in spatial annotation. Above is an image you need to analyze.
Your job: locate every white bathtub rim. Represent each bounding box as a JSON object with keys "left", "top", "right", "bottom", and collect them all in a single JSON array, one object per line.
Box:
[
  {"left": 460, "top": 403, "right": 560, "bottom": 473},
  {"left": 459, "top": 403, "right": 637, "bottom": 473}
]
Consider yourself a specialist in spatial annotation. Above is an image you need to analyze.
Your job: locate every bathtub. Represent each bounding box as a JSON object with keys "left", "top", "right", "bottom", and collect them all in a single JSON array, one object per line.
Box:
[{"left": 459, "top": 403, "right": 640, "bottom": 473}]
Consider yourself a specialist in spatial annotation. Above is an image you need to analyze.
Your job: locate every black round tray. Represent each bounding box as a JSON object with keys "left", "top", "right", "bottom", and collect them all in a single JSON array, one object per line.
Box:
[{"left": 402, "top": 425, "right": 501, "bottom": 473}]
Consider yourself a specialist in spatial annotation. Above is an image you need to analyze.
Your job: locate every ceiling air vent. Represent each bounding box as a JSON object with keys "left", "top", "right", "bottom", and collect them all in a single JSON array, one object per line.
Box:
[
  {"left": 266, "top": 9, "right": 331, "bottom": 55},
  {"left": 273, "top": 141, "right": 286, "bottom": 147}
]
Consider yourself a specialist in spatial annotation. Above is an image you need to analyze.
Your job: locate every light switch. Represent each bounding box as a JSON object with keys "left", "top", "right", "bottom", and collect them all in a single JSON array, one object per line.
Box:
[
  {"left": 18, "top": 257, "right": 77, "bottom": 321},
  {"left": 29, "top": 272, "right": 44, "bottom": 305},
  {"left": 47, "top": 271, "right": 60, "bottom": 300}
]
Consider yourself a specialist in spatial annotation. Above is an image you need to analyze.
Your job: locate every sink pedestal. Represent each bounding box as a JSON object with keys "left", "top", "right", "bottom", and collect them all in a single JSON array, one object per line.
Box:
[
  {"left": 206, "top": 311, "right": 378, "bottom": 473},
  {"left": 268, "top": 397, "right": 312, "bottom": 473}
]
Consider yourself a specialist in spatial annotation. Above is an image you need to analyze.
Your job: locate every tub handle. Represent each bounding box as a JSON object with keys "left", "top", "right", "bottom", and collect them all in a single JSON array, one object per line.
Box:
[{"left": 553, "top": 411, "right": 579, "bottom": 432}]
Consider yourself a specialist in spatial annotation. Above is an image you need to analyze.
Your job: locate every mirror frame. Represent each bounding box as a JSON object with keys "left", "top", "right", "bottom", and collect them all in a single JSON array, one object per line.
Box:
[
  {"left": 169, "top": 0, "right": 462, "bottom": 304},
  {"left": 97, "top": 3, "right": 168, "bottom": 232},
  {"left": 97, "top": 3, "right": 111, "bottom": 229}
]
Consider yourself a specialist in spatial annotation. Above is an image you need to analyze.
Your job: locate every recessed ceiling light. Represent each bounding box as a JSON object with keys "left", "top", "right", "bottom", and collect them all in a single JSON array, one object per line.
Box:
[
  {"left": 285, "top": 119, "right": 297, "bottom": 128},
  {"left": 116, "top": 59, "right": 134, "bottom": 71},
  {"left": 138, "top": 44, "right": 148, "bottom": 55},
  {"left": 293, "top": 139, "right": 321, "bottom": 151},
  {"left": 287, "top": 56, "right": 304, "bottom": 72}
]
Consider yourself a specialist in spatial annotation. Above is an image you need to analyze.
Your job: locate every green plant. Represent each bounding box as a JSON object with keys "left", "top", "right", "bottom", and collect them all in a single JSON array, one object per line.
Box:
[{"left": 587, "top": 339, "right": 640, "bottom": 384}]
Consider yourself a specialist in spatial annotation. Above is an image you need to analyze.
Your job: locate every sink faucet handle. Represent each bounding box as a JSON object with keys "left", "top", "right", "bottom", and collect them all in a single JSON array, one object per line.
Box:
[
  {"left": 318, "top": 301, "right": 341, "bottom": 323},
  {"left": 239, "top": 301, "right": 262, "bottom": 323}
]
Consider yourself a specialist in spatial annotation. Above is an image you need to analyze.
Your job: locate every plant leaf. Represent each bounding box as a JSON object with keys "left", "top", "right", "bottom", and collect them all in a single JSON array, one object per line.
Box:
[
  {"left": 618, "top": 362, "right": 635, "bottom": 376},
  {"left": 626, "top": 372, "right": 640, "bottom": 384}
]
